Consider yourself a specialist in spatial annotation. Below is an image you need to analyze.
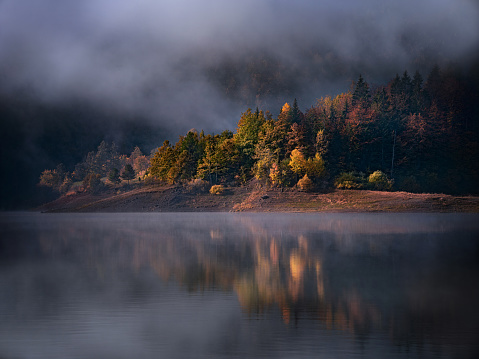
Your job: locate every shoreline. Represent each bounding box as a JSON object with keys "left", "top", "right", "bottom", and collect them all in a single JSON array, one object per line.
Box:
[{"left": 37, "top": 184, "right": 479, "bottom": 213}]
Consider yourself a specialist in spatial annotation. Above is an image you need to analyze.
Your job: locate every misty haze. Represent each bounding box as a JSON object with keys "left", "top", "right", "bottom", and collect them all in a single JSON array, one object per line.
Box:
[
  {"left": 1, "top": 0, "right": 479, "bottom": 208},
  {"left": 1, "top": 1, "right": 479, "bottom": 358},
  {"left": 1, "top": 212, "right": 479, "bottom": 358}
]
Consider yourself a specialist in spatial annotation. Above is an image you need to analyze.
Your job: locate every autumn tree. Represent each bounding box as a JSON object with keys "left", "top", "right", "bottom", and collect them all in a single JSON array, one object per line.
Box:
[
  {"left": 39, "top": 169, "right": 62, "bottom": 192},
  {"left": 149, "top": 140, "right": 176, "bottom": 183},
  {"left": 83, "top": 173, "right": 103, "bottom": 194},
  {"left": 278, "top": 102, "right": 292, "bottom": 123},
  {"left": 289, "top": 149, "right": 326, "bottom": 187}
]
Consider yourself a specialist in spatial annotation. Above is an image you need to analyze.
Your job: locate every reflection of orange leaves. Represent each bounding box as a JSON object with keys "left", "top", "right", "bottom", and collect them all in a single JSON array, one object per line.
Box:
[
  {"left": 315, "top": 261, "right": 324, "bottom": 299},
  {"left": 281, "top": 305, "right": 291, "bottom": 324},
  {"left": 335, "top": 306, "right": 348, "bottom": 331},
  {"left": 298, "top": 235, "right": 308, "bottom": 252},
  {"left": 210, "top": 229, "right": 223, "bottom": 241},
  {"left": 290, "top": 251, "right": 305, "bottom": 282},
  {"left": 270, "top": 240, "right": 279, "bottom": 265}
]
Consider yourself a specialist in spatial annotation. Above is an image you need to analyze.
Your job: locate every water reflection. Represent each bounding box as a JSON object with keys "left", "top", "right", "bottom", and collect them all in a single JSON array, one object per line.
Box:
[{"left": 1, "top": 212, "right": 479, "bottom": 358}]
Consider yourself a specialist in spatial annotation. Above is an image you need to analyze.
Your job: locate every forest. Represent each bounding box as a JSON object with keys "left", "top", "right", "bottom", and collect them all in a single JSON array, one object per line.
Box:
[{"left": 40, "top": 66, "right": 479, "bottom": 196}]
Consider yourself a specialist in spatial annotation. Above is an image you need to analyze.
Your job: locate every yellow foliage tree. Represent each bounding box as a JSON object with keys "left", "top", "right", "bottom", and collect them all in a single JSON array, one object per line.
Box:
[{"left": 289, "top": 149, "right": 306, "bottom": 175}]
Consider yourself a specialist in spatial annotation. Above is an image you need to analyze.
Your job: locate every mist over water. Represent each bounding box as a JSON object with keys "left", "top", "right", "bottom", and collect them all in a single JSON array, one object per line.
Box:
[{"left": 1, "top": 212, "right": 478, "bottom": 358}]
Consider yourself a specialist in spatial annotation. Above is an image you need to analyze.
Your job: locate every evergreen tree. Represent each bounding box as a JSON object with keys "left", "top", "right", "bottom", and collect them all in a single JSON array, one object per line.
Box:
[
  {"left": 411, "top": 71, "right": 424, "bottom": 113},
  {"left": 121, "top": 164, "right": 135, "bottom": 185},
  {"left": 149, "top": 140, "right": 176, "bottom": 183},
  {"left": 352, "top": 74, "right": 370, "bottom": 106},
  {"left": 108, "top": 168, "right": 121, "bottom": 184},
  {"left": 291, "top": 98, "right": 304, "bottom": 124}
]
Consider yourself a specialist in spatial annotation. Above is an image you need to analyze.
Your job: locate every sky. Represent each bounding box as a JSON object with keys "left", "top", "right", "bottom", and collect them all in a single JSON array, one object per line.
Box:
[
  {"left": 1, "top": 0, "right": 479, "bottom": 208},
  {"left": 1, "top": 0, "right": 478, "bottom": 134}
]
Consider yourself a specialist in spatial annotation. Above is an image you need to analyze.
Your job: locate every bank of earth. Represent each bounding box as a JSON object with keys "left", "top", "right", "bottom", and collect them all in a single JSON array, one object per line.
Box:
[{"left": 38, "top": 183, "right": 479, "bottom": 213}]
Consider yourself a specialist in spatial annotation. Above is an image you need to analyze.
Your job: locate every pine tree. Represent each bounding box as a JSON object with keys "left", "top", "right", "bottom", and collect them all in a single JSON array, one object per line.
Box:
[
  {"left": 108, "top": 168, "right": 121, "bottom": 184},
  {"left": 121, "top": 164, "right": 135, "bottom": 185},
  {"left": 352, "top": 75, "right": 370, "bottom": 106}
]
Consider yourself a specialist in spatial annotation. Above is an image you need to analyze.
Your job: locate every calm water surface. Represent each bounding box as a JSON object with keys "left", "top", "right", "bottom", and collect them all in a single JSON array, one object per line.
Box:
[{"left": 1, "top": 212, "right": 478, "bottom": 359}]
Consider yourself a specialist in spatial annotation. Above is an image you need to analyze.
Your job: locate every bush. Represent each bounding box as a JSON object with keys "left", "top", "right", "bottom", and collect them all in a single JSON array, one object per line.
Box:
[
  {"left": 368, "top": 170, "right": 393, "bottom": 191},
  {"left": 297, "top": 174, "right": 314, "bottom": 192},
  {"left": 334, "top": 172, "right": 365, "bottom": 189},
  {"left": 399, "top": 175, "right": 421, "bottom": 193},
  {"left": 186, "top": 179, "right": 209, "bottom": 193},
  {"left": 210, "top": 184, "right": 225, "bottom": 195}
]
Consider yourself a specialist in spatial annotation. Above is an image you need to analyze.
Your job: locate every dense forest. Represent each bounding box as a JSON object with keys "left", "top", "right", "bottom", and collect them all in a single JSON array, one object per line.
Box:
[{"left": 40, "top": 66, "right": 479, "bottom": 195}]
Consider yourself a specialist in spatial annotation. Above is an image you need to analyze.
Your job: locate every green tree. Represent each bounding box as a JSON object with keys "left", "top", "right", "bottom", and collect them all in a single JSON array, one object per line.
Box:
[
  {"left": 108, "top": 168, "right": 121, "bottom": 184},
  {"left": 253, "top": 147, "right": 275, "bottom": 183},
  {"left": 198, "top": 136, "right": 241, "bottom": 184},
  {"left": 122, "top": 164, "right": 135, "bottom": 185},
  {"left": 234, "top": 108, "right": 265, "bottom": 156},
  {"left": 149, "top": 140, "right": 176, "bottom": 183},
  {"left": 352, "top": 74, "right": 370, "bottom": 106},
  {"left": 174, "top": 130, "right": 202, "bottom": 180},
  {"left": 234, "top": 108, "right": 266, "bottom": 182},
  {"left": 291, "top": 98, "right": 304, "bottom": 124}
]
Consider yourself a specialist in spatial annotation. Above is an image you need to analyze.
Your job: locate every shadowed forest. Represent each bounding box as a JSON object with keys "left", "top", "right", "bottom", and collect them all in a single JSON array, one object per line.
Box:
[{"left": 39, "top": 67, "right": 479, "bottom": 198}]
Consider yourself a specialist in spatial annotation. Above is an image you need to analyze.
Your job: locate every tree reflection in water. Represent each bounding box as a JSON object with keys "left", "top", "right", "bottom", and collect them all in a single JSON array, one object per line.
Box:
[{"left": 1, "top": 212, "right": 478, "bottom": 358}]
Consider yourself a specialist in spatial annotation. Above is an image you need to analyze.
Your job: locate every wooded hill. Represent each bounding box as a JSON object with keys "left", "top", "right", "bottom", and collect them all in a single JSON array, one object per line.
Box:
[{"left": 41, "top": 66, "right": 479, "bottom": 195}]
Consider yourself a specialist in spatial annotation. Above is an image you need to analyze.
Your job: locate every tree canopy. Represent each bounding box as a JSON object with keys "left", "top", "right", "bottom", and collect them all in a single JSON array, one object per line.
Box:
[{"left": 40, "top": 68, "right": 479, "bottom": 195}]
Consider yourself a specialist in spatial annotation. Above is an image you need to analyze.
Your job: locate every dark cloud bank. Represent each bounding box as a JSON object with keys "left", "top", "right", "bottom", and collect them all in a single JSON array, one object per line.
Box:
[{"left": 1, "top": 0, "right": 478, "bottom": 208}]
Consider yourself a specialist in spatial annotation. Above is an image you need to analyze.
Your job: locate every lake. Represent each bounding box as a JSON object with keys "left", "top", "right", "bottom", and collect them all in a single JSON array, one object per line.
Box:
[{"left": 1, "top": 212, "right": 478, "bottom": 359}]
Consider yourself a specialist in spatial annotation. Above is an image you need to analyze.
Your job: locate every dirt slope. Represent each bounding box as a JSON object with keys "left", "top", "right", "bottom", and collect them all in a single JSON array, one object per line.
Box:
[{"left": 38, "top": 184, "right": 479, "bottom": 213}]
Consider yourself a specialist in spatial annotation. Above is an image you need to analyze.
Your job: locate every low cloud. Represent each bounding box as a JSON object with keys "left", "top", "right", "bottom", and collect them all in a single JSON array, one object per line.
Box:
[{"left": 1, "top": 0, "right": 478, "bottom": 135}]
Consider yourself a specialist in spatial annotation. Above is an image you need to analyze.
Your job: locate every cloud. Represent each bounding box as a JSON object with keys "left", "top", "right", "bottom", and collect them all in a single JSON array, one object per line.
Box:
[{"left": 0, "top": 0, "right": 478, "bottom": 135}]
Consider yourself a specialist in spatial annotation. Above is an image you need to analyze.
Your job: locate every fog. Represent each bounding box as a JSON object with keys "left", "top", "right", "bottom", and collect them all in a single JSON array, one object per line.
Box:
[
  {"left": 1, "top": 0, "right": 478, "bottom": 133},
  {"left": 1, "top": 0, "right": 479, "bottom": 208}
]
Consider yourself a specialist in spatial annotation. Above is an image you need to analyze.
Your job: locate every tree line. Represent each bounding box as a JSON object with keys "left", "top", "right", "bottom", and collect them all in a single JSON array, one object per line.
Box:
[
  {"left": 40, "top": 66, "right": 479, "bottom": 195},
  {"left": 39, "top": 142, "right": 150, "bottom": 194}
]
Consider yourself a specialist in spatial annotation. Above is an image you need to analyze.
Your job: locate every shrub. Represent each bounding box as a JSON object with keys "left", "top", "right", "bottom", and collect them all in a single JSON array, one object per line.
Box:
[
  {"left": 186, "top": 179, "right": 209, "bottom": 193},
  {"left": 297, "top": 174, "right": 314, "bottom": 192},
  {"left": 399, "top": 175, "right": 421, "bottom": 193},
  {"left": 368, "top": 170, "right": 393, "bottom": 191},
  {"left": 334, "top": 172, "right": 365, "bottom": 189},
  {"left": 209, "top": 184, "right": 225, "bottom": 195}
]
